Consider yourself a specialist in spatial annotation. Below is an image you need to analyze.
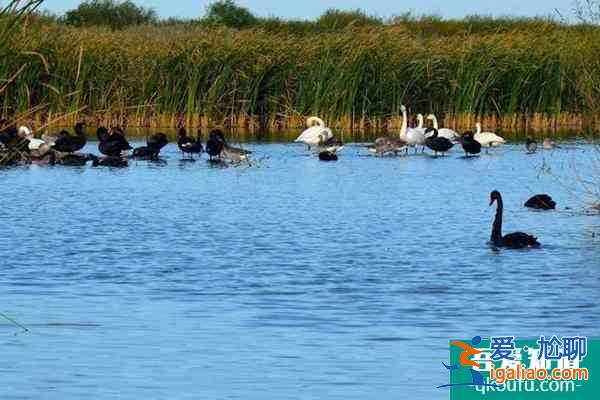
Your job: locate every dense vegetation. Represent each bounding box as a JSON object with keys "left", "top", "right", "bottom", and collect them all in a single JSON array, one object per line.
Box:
[{"left": 3, "top": 0, "right": 600, "bottom": 133}]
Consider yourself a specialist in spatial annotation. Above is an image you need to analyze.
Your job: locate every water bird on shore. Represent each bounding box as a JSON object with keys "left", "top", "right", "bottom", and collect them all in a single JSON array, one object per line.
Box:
[
  {"left": 367, "top": 137, "right": 404, "bottom": 156},
  {"left": 397, "top": 105, "right": 423, "bottom": 154},
  {"left": 458, "top": 131, "right": 482, "bottom": 157},
  {"left": 426, "top": 114, "right": 459, "bottom": 141},
  {"left": 295, "top": 117, "right": 333, "bottom": 150},
  {"left": 206, "top": 129, "right": 225, "bottom": 162},
  {"left": 98, "top": 127, "right": 132, "bottom": 157},
  {"left": 16, "top": 126, "right": 45, "bottom": 151},
  {"left": 0, "top": 121, "right": 17, "bottom": 149},
  {"left": 425, "top": 128, "right": 454, "bottom": 157},
  {"left": 525, "top": 194, "right": 556, "bottom": 210},
  {"left": 52, "top": 122, "right": 87, "bottom": 153},
  {"left": 177, "top": 127, "right": 203, "bottom": 160},
  {"left": 366, "top": 106, "right": 407, "bottom": 156},
  {"left": 133, "top": 132, "right": 169, "bottom": 160},
  {"left": 526, "top": 137, "right": 538, "bottom": 154},
  {"left": 543, "top": 138, "right": 558, "bottom": 150},
  {"left": 0, "top": 124, "right": 30, "bottom": 149},
  {"left": 210, "top": 129, "right": 252, "bottom": 163},
  {"left": 474, "top": 123, "right": 506, "bottom": 152},
  {"left": 489, "top": 190, "right": 540, "bottom": 249},
  {"left": 405, "top": 112, "right": 427, "bottom": 153}
]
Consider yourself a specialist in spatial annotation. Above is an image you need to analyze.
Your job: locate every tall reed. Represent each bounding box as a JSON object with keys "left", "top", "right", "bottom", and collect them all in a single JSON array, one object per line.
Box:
[{"left": 3, "top": 17, "right": 600, "bottom": 136}]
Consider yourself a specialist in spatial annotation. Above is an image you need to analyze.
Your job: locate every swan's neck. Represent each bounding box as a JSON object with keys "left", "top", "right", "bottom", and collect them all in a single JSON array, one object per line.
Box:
[
  {"left": 492, "top": 198, "right": 503, "bottom": 243},
  {"left": 431, "top": 116, "right": 439, "bottom": 130},
  {"left": 417, "top": 114, "right": 424, "bottom": 129},
  {"left": 400, "top": 108, "right": 408, "bottom": 138},
  {"left": 476, "top": 123, "right": 482, "bottom": 135}
]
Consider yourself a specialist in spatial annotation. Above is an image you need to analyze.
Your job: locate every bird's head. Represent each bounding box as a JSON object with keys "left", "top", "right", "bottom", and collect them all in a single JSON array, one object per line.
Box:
[
  {"left": 18, "top": 126, "right": 32, "bottom": 139},
  {"left": 75, "top": 122, "right": 86, "bottom": 134},
  {"left": 490, "top": 190, "right": 501, "bottom": 206}
]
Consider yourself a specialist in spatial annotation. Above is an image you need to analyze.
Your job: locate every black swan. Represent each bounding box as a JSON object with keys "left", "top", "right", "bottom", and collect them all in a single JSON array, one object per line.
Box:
[
  {"left": 459, "top": 131, "right": 481, "bottom": 157},
  {"left": 526, "top": 137, "right": 538, "bottom": 154},
  {"left": 0, "top": 120, "right": 17, "bottom": 148},
  {"left": 490, "top": 190, "right": 540, "bottom": 249},
  {"left": 98, "top": 127, "right": 132, "bottom": 157},
  {"left": 425, "top": 128, "right": 453, "bottom": 156},
  {"left": 52, "top": 122, "right": 87, "bottom": 153},
  {"left": 206, "top": 129, "right": 225, "bottom": 161},
  {"left": 525, "top": 194, "right": 556, "bottom": 210},
  {"left": 177, "top": 127, "right": 203, "bottom": 159},
  {"left": 133, "top": 132, "right": 169, "bottom": 160}
]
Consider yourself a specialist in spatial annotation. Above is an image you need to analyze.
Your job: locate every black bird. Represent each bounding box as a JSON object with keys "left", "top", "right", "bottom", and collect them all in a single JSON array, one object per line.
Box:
[
  {"left": 0, "top": 120, "right": 20, "bottom": 149},
  {"left": 96, "top": 127, "right": 110, "bottom": 143},
  {"left": 459, "top": 131, "right": 482, "bottom": 157},
  {"left": 490, "top": 190, "right": 540, "bottom": 249},
  {"left": 177, "top": 127, "right": 203, "bottom": 159},
  {"left": 90, "top": 155, "right": 128, "bottom": 167},
  {"left": 425, "top": 128, "right": 454, "bottom": 157},
  {"left": 206, "top": 129, "right": 225, "bottom": 162},
  {"left": 132, "top": 132, "right": 169, "bottom": 160},
  {"left": 525, "top": 194, "right": 556, "bottom": 210},
  {"left": 526, "top": 137, "right": 538, "bottom": 154},
  {"left": 318, "top": 151, "right": 338, "bottom": 161},
  {"left": 52, "top": 122, "right": 87, "bottom": 153},
  {"left": 98, "top": 127, "right": 132, "bottom": 157}
]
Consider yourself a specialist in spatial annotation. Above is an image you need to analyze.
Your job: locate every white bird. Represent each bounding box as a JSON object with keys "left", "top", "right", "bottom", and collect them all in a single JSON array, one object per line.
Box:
[
  {"left": 426, "top": 114, "right": 459, "bottom": 141},
  {"left": 400, "top": 106, "right": 425, "bottom": 152},
  {"left": 18, "top": 126, "right": 44, "bottom": 151},
  {"left": 405, "top": 112, "right": 427, "bottom": 153},
  {"left": 295, "top": 117, "right": 333, "bottom": 150},
  {"left": 474, "top": 123, "right": 506, "bottom": 151}
]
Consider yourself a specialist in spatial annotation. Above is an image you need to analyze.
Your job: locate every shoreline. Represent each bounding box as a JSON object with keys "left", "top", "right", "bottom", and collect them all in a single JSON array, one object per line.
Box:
[{"left": 20, "top": 111, "right": 598, "bottom": 140}]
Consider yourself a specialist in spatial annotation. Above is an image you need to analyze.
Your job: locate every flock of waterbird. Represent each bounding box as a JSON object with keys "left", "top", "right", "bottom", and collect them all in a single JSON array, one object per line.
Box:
[
  {"left": 294, "top": 105, "right": 556, "bottom": 160},
  {"left": 0, "top": 108, "right": 564, "bottom": 250},
  {"left": 0, "top": 120, "right": 250, "bottom": 167}
]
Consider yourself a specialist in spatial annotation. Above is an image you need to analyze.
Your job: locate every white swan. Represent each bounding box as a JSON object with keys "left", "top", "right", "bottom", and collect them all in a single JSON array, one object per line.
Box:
[
  {"left": 405, "top": 112, "right": 426, "bottom": 152},
  {"left": 295, "top": 117, "right": 333, "bottom": 150},
  {"left": 426, "top": 114, "right": 459, "bottom": 141},
  {"left": 400, "top": 106, "right": 425, "bottom": 152},
  {"left": 474, "top": 123, "right": 506, "bottom": 150}
]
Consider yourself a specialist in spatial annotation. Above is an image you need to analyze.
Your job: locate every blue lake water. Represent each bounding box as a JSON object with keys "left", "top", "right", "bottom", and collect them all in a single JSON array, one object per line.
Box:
[{"left": 1, "top": 140, "right": 599, "bottom": 399}]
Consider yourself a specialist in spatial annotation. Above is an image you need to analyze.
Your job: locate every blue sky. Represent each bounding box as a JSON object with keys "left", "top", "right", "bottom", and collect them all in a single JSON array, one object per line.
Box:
[{"left": 46, "top": 0, "right": 573, "bottom": 20}]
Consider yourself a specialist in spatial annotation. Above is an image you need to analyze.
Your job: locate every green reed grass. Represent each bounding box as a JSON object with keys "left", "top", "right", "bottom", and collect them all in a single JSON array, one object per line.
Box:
[{"left": 3, "top": 17, "right": 600, "bottom": 133}]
